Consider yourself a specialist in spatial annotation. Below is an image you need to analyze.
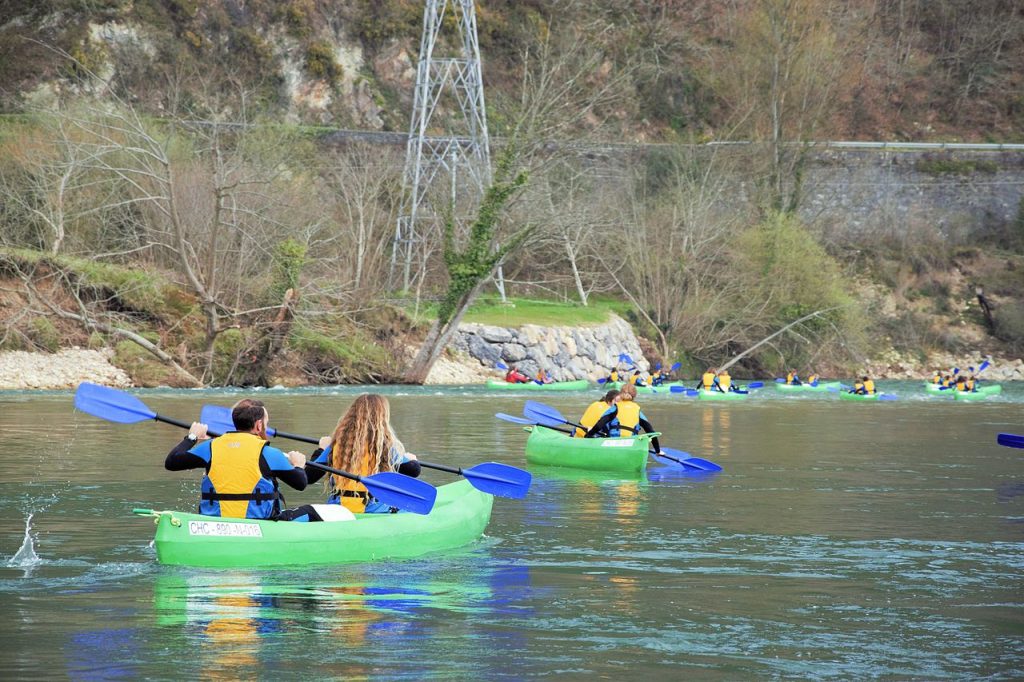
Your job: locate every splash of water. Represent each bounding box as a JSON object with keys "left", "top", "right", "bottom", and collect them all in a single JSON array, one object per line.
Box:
[{"left": 9, "top": 512, "right": 41, "bottom": 568}]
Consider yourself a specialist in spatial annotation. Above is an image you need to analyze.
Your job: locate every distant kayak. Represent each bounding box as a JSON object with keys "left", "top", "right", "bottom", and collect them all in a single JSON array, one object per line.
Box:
[
  {"left": 484, "top": 379, "right": 590, "bottom": 391},
  {"left": 602, "top": 380, "right": 686, "bottom": 394},
  {"left": 775, "top": 381, "right": 841, "bottom": 393},
  {"left": 697, "top": 388, "right": 748, "bottom": 401},
  {"left": 838, "top": 391, "right": 881, "bottom": 402},
  {"left": 924, "top": 382, "right": 1001, "bottom": 396}
]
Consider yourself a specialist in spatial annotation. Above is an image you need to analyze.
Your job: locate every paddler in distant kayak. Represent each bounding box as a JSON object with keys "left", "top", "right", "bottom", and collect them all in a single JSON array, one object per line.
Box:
[
  {"left": 505, "top": 366, "right": 530, "bottom": 384},
  {"left": 584, "top": 384, "right": 662, "bottom": 454},
  {"left": 575, "top": 389, "right": 619, "bottom": 437},
  {"left": 698, "top": 367, "right": 717, "bottom": 391},
  {"left": 850, "top": 376, "right": 875, "bottom": 394},
  {"left": 165, "top": 398, "right": 309, "bottom": 520},
  {"left": 785, "top": 369, "right": 802, "bottom": 385},
  {"left": 278, "top": 394, "right": 422, "bottom": 521},
  {"left": 805, "top": 372, "right": 820, "bottom": 386},
  {"left": 717, "top": 368, "right": 740, "bottom": 392}
]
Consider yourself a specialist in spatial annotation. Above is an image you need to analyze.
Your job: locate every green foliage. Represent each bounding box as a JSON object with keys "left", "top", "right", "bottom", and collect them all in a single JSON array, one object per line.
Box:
[
  {"left": 348, "top": 0, "right": 422, "bottom": 48},
  {"left": 29, "top": 317, "right": 60, "bottom": 352},
  {"left": 268, "top": 238, "right": 307, "bottom": 303},
  {"left": 113, "top": 339, "right": 176, "bottom": 386},
  {"left": 438, "top": 151, "right": 530, "bottom": 325},
  {"left": 210, "top": 328, "right": 247, "bottom": 385},
  {"left": 305, "top": 41, "right": 341, "bottom": 84},
  {"left": 288, "top": 320, "right": 392, "bottom": 382},
  {"left": 915, "top": 158, "right": 999, "bottom": 175}
]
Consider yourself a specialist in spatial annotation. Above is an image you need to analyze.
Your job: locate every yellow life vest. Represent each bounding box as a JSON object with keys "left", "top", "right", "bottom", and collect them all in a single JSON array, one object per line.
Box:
[
  {"left": 807, "top": 374, "right": 819, "bottom": 384},
  {"left": 629, "top": 374, "right": 640, "bottom": 385},
  {"left": 853, "top": 380, "right": 864, "bottom": 392},
  {"left": 965, "top": 377, "right": 976, "bottom": 391},
  {"left": 718, "top": 373, "right": 732, "bottom": 391},
  {"left": 932, "top": 374, "right": 941, "bottom": 384},
  {"left": 612, "top": 401, "right": 641, "bottom": 436},
  {"left": 863, "top": 379, "right": 875, "bottom": 393},
  {"left": 701, "top": 372, "right": 716, "bottom": 389},
  {"left": 204, "top": 432, "right": 278, "bottom": 519},
  {"left": 610, "top": 370, "right": 619, "bottom": 382},
  {"left": 786, "top": 371, "right": 795, "bottom": 384},
  {"left": 330, "top": 450, "right": 374, "bottom": 514},
  {"left": 577, "top": 400, "right": 610, "bottom": 437}
]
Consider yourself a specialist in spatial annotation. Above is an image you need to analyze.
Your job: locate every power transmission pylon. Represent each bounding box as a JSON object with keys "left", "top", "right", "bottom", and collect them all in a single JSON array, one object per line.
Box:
[{"left": 391, "top": 0, "right": 505, "bottom": 300}]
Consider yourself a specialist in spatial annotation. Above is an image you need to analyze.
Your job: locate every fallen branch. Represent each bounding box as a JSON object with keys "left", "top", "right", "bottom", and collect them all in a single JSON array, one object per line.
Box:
[{"left": 718, "top": 305, "right": 847, "bottom": 373}]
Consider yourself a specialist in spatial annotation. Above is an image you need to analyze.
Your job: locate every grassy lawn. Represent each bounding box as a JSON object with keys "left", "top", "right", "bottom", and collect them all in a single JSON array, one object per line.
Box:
[{"left": 406, "top": 296, "right": 634, "bottom": 327}]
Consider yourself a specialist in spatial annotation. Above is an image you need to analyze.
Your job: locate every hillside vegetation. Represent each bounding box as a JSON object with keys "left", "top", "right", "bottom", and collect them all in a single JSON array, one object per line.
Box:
[{"left": 0, "top": 1, "right": 1021, "bottom": 385}]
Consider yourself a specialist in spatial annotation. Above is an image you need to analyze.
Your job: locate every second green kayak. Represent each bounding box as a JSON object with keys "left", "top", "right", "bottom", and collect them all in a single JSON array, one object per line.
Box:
[
  {"left": 524, "top": 425, "right": 654, "bottom": 472},
  {"left": 697, "top": 388, "right": 748, "bottom": 401}
]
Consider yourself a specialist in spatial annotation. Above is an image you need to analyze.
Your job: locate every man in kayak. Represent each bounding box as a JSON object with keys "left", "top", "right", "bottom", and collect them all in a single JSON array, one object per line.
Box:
[
  {"left": 575, "top": 389, "right": 619, "bottom": 437},
  {"left": 584, "top": 384, "right": 662, "bottom": 455},
  {"left": 165, "top": 398, "right": 309, "bottom": 520},
  {"left": 785, "top": 369, "right": 802, "bottom": 385}
]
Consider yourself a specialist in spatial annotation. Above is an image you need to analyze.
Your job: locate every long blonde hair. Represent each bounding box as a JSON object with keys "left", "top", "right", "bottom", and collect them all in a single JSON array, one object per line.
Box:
[{"left": 325, "top": 394, "right": 395, "bottom": 493}]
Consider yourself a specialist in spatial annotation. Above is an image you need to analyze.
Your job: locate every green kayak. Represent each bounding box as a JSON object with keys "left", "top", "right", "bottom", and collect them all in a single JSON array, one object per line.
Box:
[
  {"left": 775, "top": 381, "right": 841, "bottom": 393},
  {"left": 524, "top": 425, "right": 654, "bottom": 472},
  {"left": 132, "top": 479, "right": 493, "bottom": 568},
  {"left": 925, "top": 382, "right": 1001, "bottom": 396},
  {"left": 952, "top": 387, "right": 1001, "bottom": 401},
  {"left": 485, "top": 379, "right": 590, "bottom": 391},
  {"left": 602, "top": 381, "right": 685, "bottom": 394},
  {"left": 697, "top": 388, "right": 748, "bottom": 401},
  {"left": 838, "top": 391, "right": 881, "bottom": 401}
]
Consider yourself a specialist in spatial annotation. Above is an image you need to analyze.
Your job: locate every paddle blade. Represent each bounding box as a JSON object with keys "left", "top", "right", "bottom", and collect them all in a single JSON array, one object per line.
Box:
[
  {"left": 495, "top": 412, "right": 537, "bottom": 426},
  {"left": 74, "top": 382, "right": 156, "bottom": 424},
  {"left": 597, "top": 377, "right": 607, "bottom": 384},
  {"left": 463, "top": 462, "right": 532, "bottom": 499},
  {"left": 878, "top": 394, "right": 898, "bottom": 401},
  {"left": 669, "top": 386, "right": 699, "bottom": 396},
  {"left": 523, "top": 400, "right": 567, "bottom": 424},
  {"left": 671, "top": 362, "right": 681, "bottom": 372},
  {"left": 775, "top": 377, "right": 786, "bottom": 383},
  {"left": 618, "top": 353, "right": 633, "bottom": 364},
  {"left": 495, "top": 360, "right": 508, "bottom": 370},
  {"left": 651, "top": 451, "right": 703, "bottom": 471},
  {"left": 746, "top": 382, "right": 764, "bottom": 389},
  {"left": 978, "top": 361, "right": 990, "bottom": 374},
  {"left": 361, "top": 472, "right": 437, "bottom": 515},
  {"left": 997, "top": 433, "right": 1024, "bottom": 449}
]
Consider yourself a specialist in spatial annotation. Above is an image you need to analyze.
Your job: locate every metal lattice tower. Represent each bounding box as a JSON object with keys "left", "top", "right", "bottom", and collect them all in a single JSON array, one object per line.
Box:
[{"left": 391, "top": 0, "right": 500, "bottom": 296}]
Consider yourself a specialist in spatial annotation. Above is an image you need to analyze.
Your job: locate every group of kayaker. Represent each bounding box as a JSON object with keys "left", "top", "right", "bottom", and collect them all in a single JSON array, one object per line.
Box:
[
  {"left": 504, "top": 366, "right": 554, "bottom": 385},
  {"left": 166, "top": 394, "right": 421, "bottom": 523},
  {"left": 782, "top": 370, "right": 821, "bottom": 386},
  {"left": 697, "top": 367, "right": 740, "bottom": 393},
  {"left": 603, "top": 367, "right": 674, "bottom": 387},
  {"left": 931, "top": 370, "right": 983, "bottom": 392}
]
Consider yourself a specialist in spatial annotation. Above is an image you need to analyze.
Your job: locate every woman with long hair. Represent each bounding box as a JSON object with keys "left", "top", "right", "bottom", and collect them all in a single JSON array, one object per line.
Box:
[{"left": 277, "top": 394, "right": 421, "bottom": 522}]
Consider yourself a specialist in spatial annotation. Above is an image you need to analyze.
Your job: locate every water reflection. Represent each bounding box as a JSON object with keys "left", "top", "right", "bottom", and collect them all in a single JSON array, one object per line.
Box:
[{"left": 699, "top": 407, "right": 733, "bottom": 460}]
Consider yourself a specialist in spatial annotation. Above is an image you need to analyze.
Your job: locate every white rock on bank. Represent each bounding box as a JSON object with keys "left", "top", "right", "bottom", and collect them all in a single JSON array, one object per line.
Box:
[{"left": 0, "top": 349, "right": 133, "bottom": 390}]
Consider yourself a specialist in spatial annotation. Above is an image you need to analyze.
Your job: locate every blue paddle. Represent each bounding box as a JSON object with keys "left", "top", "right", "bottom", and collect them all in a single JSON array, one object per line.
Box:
[
  {"left": 201, "top": 405, "right": 530, "bottom": 500},
  {"left": 669, "top": 386, "right": 700, "bottom": 396},
  {"left": 73, "top": 383, "right": 438, "bottom": 514},
  {"left": 495, "top": 360, "right": 508, "bottom": 370},
  {"left": 997, "top": 433, "right": 1024, "bottom": 448},
  {"left": 522, "top": 400, "right": 721, "bottom": 472}
]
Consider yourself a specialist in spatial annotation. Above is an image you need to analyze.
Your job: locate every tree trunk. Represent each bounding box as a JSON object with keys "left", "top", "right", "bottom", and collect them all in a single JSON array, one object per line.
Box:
[{"left": 402, "top": 279, "right": 487, "bottom": 384}]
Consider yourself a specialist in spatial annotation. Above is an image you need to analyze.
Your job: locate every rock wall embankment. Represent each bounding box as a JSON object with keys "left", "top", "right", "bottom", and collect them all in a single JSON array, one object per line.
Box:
[{"left": 452, "top": 315, "right": 648, "bottom": 381}]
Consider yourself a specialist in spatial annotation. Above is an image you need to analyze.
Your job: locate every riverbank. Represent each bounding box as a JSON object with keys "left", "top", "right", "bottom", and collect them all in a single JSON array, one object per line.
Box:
[{"left": 1, "top": 345, "right": 1020, "bottom": 390}]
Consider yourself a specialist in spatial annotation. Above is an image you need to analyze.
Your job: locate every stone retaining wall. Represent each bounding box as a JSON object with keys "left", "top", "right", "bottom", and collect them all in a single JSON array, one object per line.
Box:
[{"left": 452, "top": 314, "right": 648, "bottom": 381}]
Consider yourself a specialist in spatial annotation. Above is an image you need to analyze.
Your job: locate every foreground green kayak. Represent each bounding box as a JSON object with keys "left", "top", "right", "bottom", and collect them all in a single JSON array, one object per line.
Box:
[
  {"left": 697, "top": 388, "right": 748, "bottom": 401},
  {"left": 485, "top": 379, "right": 590, "bottom": 391},
  {"left": 524, "top": 425, "right": 654, "bottom": 472},
  {"left": 132, "top": 480, "right": 493, "bottom": 568},
  {"left": 775, "top": 381, "right": 841, "bottom": 393}
]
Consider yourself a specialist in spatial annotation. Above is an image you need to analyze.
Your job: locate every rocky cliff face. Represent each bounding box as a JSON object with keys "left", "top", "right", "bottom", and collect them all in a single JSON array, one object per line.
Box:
[{"left": 452, "top": 315, "right": 649, "bottom": 381}]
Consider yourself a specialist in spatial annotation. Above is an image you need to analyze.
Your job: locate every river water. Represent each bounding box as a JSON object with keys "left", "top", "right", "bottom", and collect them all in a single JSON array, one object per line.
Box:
[{"left": 1, "top": 382, "right": 1021, "bottom": 679}]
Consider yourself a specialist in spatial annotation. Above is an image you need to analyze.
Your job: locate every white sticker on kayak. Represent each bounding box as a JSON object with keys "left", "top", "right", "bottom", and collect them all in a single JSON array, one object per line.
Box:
[
  {"left": 187, "top": 520, "right": 263, "bottom": 538},
  {"left": 601, "top": 439, "right": 635, "bottom": 447}
]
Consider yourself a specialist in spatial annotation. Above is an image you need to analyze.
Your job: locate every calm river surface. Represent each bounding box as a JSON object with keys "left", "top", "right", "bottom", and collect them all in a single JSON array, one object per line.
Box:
[{"left": 1, "top": 381, "right": 1022, "bottom": 679}]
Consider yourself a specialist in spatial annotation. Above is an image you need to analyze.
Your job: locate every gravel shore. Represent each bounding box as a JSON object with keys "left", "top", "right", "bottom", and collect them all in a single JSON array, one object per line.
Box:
[{"left": 0, "top": 349, "right": 133, "bottom": 390}]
